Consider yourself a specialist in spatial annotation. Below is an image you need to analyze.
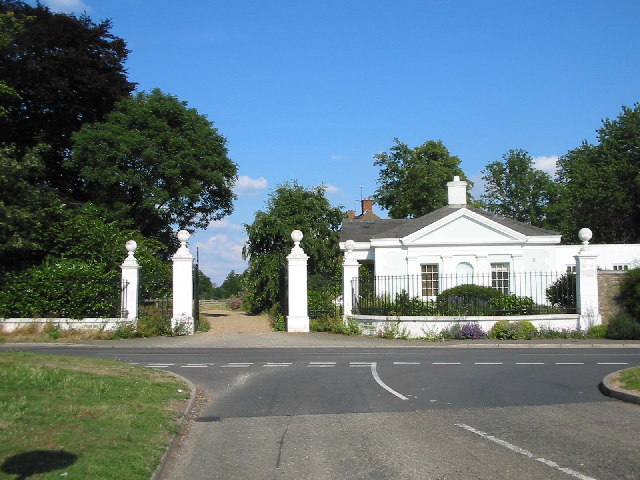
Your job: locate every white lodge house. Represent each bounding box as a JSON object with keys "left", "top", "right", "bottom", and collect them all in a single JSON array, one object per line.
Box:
[{"left": 339, "top": 177, "right": 639, "bottom": 336}]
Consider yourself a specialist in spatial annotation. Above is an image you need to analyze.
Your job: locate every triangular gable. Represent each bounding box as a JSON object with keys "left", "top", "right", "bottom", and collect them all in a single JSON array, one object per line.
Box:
[{"left": 402, "top": 208, "right": 527, "bottom": 245}]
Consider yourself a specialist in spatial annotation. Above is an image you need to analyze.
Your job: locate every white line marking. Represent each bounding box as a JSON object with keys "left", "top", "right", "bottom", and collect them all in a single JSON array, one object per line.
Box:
[
  {"left": 475, "top": 362, "right": 503, "bottom": 365},
  {"left": 370, "top": 363, "right": 408, "bottom": 400},
  {"left": 308, "top": 365, "right": 335, "bottom": 368},
  {"left": 455, "top": 423, "right": 597, "bottom": 480},
  {"left": 393, "top": 362, "right": 421, "bottom": 365},
  {"left": 181, "top": 365, "right": 208, "bottom": 368},
  {"left": 516, "top": 362, "right": 545, "bottom": 365},
  {"left": 147, "top": 365, "right": 172, "bottom": 368},
  {"left": 597, "top": 362, "right": 629, "bottom": 365},
  {"left": 556, "top": 362, "right": 584, "bottom": 365},
  {"left": 222, "top": 363, "right": 253, "bottom": 368},
  {"left": 309, "top": 362, "right": 336, "bottom": 365},
  {"left": 432, "top": 362, "right": 461, "bottom": 365},
  {"left": 263, "top": 363, "right": 292, "bottom": 367},
  {"left": 351, "top": 362, "right": 375, "bottom": 367}
]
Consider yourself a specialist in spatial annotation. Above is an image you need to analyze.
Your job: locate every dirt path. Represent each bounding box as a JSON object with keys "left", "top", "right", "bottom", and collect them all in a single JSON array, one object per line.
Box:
[{"left": 199, "top": 309, "right": 272, "bottom": 336}]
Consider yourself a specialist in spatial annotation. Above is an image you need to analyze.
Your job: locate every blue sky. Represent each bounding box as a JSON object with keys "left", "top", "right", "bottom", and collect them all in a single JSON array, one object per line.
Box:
[{"left": 39, "top": 0, "right": 640, "bottom": 285}]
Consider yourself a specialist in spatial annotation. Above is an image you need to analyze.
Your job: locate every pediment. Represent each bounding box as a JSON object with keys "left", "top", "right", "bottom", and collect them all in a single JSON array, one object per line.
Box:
[{"left": 402, "top": 209, "right": 526, "bottom": 245}]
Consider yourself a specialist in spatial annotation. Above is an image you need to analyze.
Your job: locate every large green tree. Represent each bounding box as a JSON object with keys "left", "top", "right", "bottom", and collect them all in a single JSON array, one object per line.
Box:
[
  {"left": 243, "top": 182, "right": 344, "bottom": 314},
  {"left": 557, "top": 104, "right": 640, "bottom": 243},
  {"left": 70, "top": 89, "right": 238, "bottom": 242},
  {"left": 373, "top": 138, "right": 470, "bottom": 218},
  {"left": 0, "top": 0, "right": 134, "bottom": 190},
  {"left": 480, "top": 149, "right": 560, "bottom": 230}
]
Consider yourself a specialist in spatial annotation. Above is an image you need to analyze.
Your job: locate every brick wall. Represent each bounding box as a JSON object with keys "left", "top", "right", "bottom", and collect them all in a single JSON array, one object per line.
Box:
[{"left": 598, "top": 270, "right": 625, "bottom": 322}]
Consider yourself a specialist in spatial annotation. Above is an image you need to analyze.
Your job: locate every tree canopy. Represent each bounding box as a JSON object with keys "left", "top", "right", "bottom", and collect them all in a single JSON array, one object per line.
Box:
[
  {"left": 70, "top": 89, "right": 238, "bottom": 242},
  {"left": 373, "top": 138, "right": 470, "bottom": 218},
  {"left": 0, "top": 0, "right": 134, "bottom": 190},
  {"left": 557, "top": 104, "right": 640, "bottom": 243},
  {"left": 480, "top": 149, "right": 560, "bottom": 230},
  {"left": 243, "top": 182, "right": 344, "bottom": 314}
]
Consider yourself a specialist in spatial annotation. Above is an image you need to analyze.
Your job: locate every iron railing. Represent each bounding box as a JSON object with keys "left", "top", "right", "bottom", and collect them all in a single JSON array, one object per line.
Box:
[{"left": 352, "top": 272, "right": 576, "bottom": 316}]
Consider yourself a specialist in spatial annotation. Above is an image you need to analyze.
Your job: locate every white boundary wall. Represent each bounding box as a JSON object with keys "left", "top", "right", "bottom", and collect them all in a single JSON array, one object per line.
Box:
[
  {"left": 350, "top": 314, "right": 580, "bottom": 338},
  {"left": 1, "top": 318, "right": 135, "bottom": 333}
]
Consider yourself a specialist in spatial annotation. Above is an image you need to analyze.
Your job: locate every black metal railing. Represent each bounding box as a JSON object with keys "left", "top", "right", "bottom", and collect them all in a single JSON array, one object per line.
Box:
[{"left": 352, "top": 272, "right": 576, "bottom": 316}]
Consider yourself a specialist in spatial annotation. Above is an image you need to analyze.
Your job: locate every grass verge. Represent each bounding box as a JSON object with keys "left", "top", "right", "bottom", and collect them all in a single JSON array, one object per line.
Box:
[
  {"left": 0, "top": 352, "right": 189, "bottom": 480},
  {"left": 618, "top": 366, "right": 640, "bottom": 391}
]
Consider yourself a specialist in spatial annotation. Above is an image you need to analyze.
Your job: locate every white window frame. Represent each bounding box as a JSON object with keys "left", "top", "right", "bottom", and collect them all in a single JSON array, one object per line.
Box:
[
  {"left": 421, "top": 264, "right": 439, "bottom": 297},
  {"left": 491, "top": 262, "right": 510, "bottom": 294}
]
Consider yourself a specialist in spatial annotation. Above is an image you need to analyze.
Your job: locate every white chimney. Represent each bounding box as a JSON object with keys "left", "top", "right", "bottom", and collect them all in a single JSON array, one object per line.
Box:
[{"left": 447, "top": 176, "right": 467, "bottom": 205}]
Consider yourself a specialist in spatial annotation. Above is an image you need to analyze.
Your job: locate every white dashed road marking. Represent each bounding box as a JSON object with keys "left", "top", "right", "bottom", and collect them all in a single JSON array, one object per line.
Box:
[{"left": 222, "top": 363, "right": 253, "bottom": 368}]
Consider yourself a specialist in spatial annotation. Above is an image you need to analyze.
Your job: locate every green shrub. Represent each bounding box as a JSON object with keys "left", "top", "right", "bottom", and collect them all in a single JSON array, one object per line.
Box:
[
  {"left": 268, "top": 306, "right": 286, "bottom": 332},
  {"left": 490, "top": 294, "right": 535, "bottom": 315},
  {"left": 0, "top": 259, "right": 119, "bottom": 318},
  {"left": 136, "top": 306, "right": 172, "bottom": 337},
  {"left": 546, "top": 273, "right": 577, "bottom": 311},
  {"left": 619, "top": 268, "right": 640, "bottom": 319},
  {"left": 111, "top": 322, "right": 139, "bottom": 339},
  {"left": 310, "top": 316, "right": 361, "bottom": 335},
  {"left": 437, "top": 284, "right": 502, "bottom": 315},
  {"left": 488, "top": 319, "right": 537, "bottom": 340},
  {"left": 377, "top": 320, "right": 409, "bottom": 339},
  {"left": 587, "top": 324, "right": 608, "bottom": 338},
  {"left": 606, "top": 311, "right": 640, "bottom": 340},
  {"left": 197, "top": 316, "right": 211, "bottom": 332}
]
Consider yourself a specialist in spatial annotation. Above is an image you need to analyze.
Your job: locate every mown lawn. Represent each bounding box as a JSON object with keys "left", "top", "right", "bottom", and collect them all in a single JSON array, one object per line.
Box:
[
  {"left": 0, "top": 352, "right": 189, "bottom": 480},
  {"left": 619, "top": 366, "right": 640, "bottom": 391}
]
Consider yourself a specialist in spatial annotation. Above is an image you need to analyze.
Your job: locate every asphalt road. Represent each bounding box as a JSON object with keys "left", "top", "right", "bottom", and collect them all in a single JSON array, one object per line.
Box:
[{"left": 3, "top": 344, "right": 640, "bottom": 480}]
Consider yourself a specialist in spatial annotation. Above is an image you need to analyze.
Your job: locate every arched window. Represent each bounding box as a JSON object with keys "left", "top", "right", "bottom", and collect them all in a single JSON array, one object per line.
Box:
[{"left": 456, "top": 262, "right": 474, "bottom": 285}]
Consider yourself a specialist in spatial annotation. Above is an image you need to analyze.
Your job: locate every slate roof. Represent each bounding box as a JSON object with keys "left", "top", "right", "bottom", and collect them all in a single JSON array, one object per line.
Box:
[{"left": 340, "top": 205, "right": 560, "bottom": 242}]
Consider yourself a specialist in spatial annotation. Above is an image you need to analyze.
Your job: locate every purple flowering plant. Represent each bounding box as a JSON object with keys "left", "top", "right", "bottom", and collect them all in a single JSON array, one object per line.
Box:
[{"left": 454, "top": 322, "right": 487, "bottom": 340}]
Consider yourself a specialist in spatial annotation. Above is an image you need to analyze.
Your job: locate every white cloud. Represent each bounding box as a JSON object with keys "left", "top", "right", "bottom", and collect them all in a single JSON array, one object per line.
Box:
[
  {"left": 532, "top": 155, "right": 559, "bottom": 174},
  {"left": 196, "top": 233, "right": 248, "bottom": 284},
  {"left": 319, "top": 183, "right": 340, "bottom": 194},
  {"left": 42, "top": 0, "right": 89, "bottom": 12},
  {"left": 207, "top": 218, "right": 244, "bottom": 232},
  {"left": 233, "top": 175, "right": 268, "bottom": 197}
]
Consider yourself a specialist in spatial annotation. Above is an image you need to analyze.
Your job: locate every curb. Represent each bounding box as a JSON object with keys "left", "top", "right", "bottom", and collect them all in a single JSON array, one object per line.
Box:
[
  {"left": 150, "top": 371, "right": 198, "bottom": 480},
  {"left": 600, "top": 368, "right": 640, "bottom": 405}
]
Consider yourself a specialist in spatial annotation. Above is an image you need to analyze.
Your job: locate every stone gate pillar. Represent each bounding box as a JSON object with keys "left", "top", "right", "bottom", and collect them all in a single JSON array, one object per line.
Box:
[
  {"left": 121, "top": 240, "right": 140, "bottom": 320},
  {"left": 172, "top": 229, "right": 195, "bottom": 334},
  {"left": 342, "top": 239, "right": 360, "bottom": 321},
  {"left": 575, "top": 228, "right": 601, "bottom": 329},
  {"left": 287, "top": 230, "right": 309, "bottom": 332}
]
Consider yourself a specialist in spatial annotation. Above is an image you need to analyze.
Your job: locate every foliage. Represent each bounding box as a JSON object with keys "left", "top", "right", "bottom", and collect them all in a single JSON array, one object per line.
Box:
[
  {"left": 0, "top": 145, "right": 67, "bottom": 272},
  {"left": 197, "top": 269, "right": 217, "bottom": 299},
  {"left": 196, "top": 316, "right": 211, "bottom": 333},
  {"left": 268, "top": 309, "right": 286, "bottom": 332},
  {"left": 546, "top": 273, "right": 577, "bottom": 311},
  {"left": 310, "top": 316, "right": 361, "bottom": 335},
  {"left": 377, "top": 320, "right": 410, "bottom": 339},
  {"left": 373, "top": 138, "right": 470, "bottom": 218},
  {"left": 215, "top": 270, "right": 245, "bottom": 299},
  {"left": 605, "top": 312, "right": 640, "bottom": 340},
  {"left": 0, "top": 352, "right": 189, "bottom": 480},
  {"left": 618, "top": 267, "right": 640, "bottom": 320},
  {"left": 480, "top": 148, "right": 561, "bottom": 230},
  {"left": 0, "top": 259, "right": 120, "bottom": 318},
  {"left": 0, "top": 1, "right": 135, "bottom": 191},
  {"left": 556, "top": 104, "right": 640, "bottom": 243},
  {"left": 136, "top": 306, "right": 172, "bottom": 337},
  {"left": 226, "top": 296, "right": 244, "bottom": 311},
  {"left": 488, "top": 320, "right": 538, "bottom": 340},
  {"left": 70, "top": 89, "right": 237, "bottom": 243},
  {"left": 437, "top": 284, "right": 502, "bottom": 315},
  {"left": 243, "top": 181, "right": 343, "bottom": 313},
  {"left": 490, "top": 294, "right": 536, "bottom": 314},
  {"left": 454, "top": 322, "right": 487, "bottom": 339},
  {"left": 587, "top": 324, "right": 608, "bottom": 339}
]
